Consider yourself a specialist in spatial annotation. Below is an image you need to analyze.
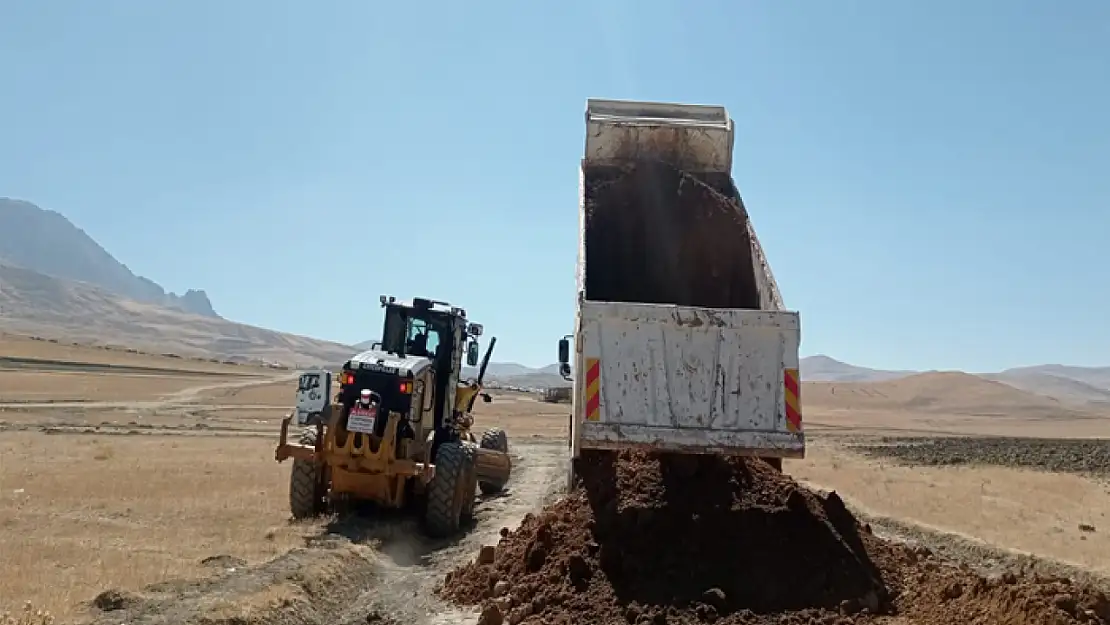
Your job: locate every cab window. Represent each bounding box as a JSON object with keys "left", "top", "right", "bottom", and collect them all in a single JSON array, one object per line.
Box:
[{"left": 405, "top": 317, "right": 441, "bottom": 357}]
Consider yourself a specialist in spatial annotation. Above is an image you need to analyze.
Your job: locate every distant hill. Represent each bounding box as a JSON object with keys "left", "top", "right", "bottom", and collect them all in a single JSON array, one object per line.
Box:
[
  {"left": 0, "top": 198, "right": 217, "bottom": 317},
  {"left": 985, "top": 367, "right": 1110, "bottom": 406},
  {"left": 803, "top": 371, "right": 1093, "bottom": 419},
  {"left": 800, "top": 355, "right": 917, "bottom": 382},
  {"left": 992, "top": 364, "right": 1110, "bottom": 392}
]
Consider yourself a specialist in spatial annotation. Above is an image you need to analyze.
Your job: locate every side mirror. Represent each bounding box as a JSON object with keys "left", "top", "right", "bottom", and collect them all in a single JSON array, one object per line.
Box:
[
  {"left": 559, "top": 363, "right": 571, "bottom": 379},
  {"left": 558, "top": 338, "right": 570, "bottom": 364},
  {"left": 467, "top": 341, "right": 480, "bottom": 367}
]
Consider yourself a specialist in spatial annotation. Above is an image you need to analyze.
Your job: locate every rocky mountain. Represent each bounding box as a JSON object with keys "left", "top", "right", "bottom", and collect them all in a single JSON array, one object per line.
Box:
[
  {"left": 0, "top": 262, "right": 353, "bottom": 366},
  {"left": 0, "top": 198, "right": 356, "bottom": 365},
  {"left": 0, "top": 198, "right": 217, "bottom": 317}
]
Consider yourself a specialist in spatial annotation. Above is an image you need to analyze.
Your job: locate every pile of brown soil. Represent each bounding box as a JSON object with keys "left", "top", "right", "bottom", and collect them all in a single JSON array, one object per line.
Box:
[
  {"left": 440, "top": 451, "right": 1110, "bottom": 625},
  {"left": 583, "top": 162, "right": 762, "bottom": 310}
]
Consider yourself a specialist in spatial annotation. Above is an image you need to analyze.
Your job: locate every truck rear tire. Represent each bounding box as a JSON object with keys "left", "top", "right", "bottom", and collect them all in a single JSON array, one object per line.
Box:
[
  {"left": 478, "top": 427, "right": 510, "bottom": 495},
  {"left": 289, "top": 428, "right": 327, "bottom": 519},
  {"left": 425, "top": 441, "right": 476, "bottom": 537}
]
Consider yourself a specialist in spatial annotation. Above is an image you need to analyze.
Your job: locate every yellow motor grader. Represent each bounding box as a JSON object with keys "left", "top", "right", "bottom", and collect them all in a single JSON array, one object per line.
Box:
[{"left": 275, "top": 295, "right": 511, "bottom": 537}]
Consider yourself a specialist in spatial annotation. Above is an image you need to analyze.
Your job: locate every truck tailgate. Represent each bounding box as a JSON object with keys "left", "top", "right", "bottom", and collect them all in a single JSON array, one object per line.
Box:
[{"left": 575, "top": 300, "right": 804, "bottom": 457}]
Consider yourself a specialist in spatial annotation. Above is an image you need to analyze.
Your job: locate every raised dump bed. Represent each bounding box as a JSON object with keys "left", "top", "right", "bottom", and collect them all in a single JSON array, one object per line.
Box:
[{"left": 558, "top": 98, "right": 804, "bottom": 463}]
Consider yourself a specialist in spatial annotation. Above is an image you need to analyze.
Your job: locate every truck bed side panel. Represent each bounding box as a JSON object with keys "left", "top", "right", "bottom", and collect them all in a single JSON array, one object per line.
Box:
[{"left": 575, "top": 301, "right": 804, "bottom": 457}]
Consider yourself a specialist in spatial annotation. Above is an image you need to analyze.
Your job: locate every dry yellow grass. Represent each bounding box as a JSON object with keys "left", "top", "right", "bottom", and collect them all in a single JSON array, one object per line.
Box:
[
  {"left": 0, "top": 371, "right": 223, "bottom": 403},
  {"left": 197, "top": 380, "right": 297, "bottom": 406},
  {"left": 0, "top": 385, "right": 566, "bottom": 620},
  {"left": 0, "top": 432, "right": 319, "bottom": 620},
  {"left": 472, "top": 391, "right": 569, "bottom": 439},
  {"left": 792, "top": 443, "right": 1110, "bottom": 576},
  {"left": 0, "top": 333, "right": 273, "bottom": 375},
  {"left": 7, "top": 329, "right": 1110, "bottom": 620}
]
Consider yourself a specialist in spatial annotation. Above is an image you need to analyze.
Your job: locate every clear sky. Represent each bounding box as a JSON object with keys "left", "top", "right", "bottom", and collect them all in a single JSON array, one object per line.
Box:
[{"left": 2, "top": 1, "right": 1108, "bottom": 371}]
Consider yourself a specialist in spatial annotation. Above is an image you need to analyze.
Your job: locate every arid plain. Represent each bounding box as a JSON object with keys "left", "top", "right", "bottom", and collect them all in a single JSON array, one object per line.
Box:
[{"left": 2, "top": 332, "right": 1110, "bottom": 623}]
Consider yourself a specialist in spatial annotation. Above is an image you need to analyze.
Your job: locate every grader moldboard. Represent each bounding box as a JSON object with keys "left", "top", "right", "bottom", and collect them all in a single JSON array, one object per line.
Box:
[{"left": 275, "top": 295, "right": 512, "bottom": 538}]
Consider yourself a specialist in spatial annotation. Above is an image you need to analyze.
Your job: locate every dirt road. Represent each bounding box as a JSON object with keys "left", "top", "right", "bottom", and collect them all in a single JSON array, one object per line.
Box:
[
  {"left": 85, "top": 439, "right": 569, "bottom": 625},
  {"left": 0, "top": 372, "right": 296, "bottom": 412}
]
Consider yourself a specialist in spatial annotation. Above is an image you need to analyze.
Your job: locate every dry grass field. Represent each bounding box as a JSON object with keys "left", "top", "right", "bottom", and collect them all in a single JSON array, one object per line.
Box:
[
  {"left": 790, "top": 442, "right": 1110, "bottom": 577},
  {"left": 3, "top": 334, "right": 1110, "bottom": 621},
  {"left": 0, "top": 433, "right": 315, "bottom": 618}
]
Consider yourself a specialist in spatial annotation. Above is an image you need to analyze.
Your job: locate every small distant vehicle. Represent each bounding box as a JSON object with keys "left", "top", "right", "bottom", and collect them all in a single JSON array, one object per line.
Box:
[{"left": 276, "top": 295, "right": 511, "bottom": 537}]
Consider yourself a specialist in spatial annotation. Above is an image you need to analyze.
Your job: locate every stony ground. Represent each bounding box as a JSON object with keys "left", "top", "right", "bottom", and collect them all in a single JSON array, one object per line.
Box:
[{"left": 849, "top": 436, "right": 1110, "bottom": 477}]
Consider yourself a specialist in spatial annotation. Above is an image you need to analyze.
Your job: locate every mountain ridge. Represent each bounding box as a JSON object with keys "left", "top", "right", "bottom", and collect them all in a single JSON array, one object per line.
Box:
[{"left": 0, "top": 198, "right": 218, "bottom": 317}]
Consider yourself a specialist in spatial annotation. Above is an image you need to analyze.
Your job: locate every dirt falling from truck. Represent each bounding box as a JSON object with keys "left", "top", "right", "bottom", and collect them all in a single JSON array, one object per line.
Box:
[
  {"left": 440, "top": 451, "right": 1110, "bottom": 625},
  {"left": 583, "top": 161, "right": 763, "bottom": 309}
]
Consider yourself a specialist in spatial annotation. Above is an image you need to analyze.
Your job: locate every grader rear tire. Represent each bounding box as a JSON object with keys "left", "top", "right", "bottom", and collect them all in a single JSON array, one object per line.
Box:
[
  {"left": 289, "top": 428, "right": 327, "bottom": 519},
  {"left": 425, "top": 441, "right": 476, "bottom": 538},
  {"left": 478, "top": 427, "right": 510, "bottom": 495}
]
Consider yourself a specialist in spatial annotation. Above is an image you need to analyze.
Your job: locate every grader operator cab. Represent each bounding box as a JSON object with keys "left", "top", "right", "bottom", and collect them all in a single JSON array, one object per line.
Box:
[{"left": 275, "top": 295, "right": 512, "bottom": 537}]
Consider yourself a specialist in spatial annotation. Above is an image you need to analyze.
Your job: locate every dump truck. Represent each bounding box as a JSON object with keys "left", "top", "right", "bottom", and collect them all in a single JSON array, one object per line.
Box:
[
  {"left": 276, "top": 295, "right": 511, "bottom": 537},
  {"left": 556, "top": 98, "right": 804, "bottom": 483}
]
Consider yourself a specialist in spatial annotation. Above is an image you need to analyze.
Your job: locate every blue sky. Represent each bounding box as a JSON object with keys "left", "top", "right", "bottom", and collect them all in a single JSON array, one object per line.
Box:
[{"left": 1, "top": 1, "right": 1108, "bottom": 371}]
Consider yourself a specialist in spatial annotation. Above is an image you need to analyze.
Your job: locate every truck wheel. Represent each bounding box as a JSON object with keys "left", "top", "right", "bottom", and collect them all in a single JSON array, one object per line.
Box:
[
  {"left": 425, "top": 442, "right": 476, "bottom": 537},
  {"left": 290, "top": 428, "right": 327, "bottom": 519},
  {"left": 478, "top": 427, "right": 510, "bottom": 495}
]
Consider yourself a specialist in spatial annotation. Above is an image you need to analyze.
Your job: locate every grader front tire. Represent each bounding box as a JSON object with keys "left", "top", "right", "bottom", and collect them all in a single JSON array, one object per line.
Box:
[
  {"left": 460, "top": 442, "right": 479, "bottom": 521},
  {"left": 425, "top": 441, "right": 477, "bottom": 538},
  {"left": 478, "top": 427, "right": 510, "bottom": 495},
  {"left": 289, "top": 428, "right": 326, "bottom": 519}
]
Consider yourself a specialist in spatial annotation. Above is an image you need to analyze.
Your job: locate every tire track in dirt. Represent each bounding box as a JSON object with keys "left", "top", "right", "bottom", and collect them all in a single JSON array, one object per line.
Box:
[
  {"left": 0, "top": 372, "right": 295, "bottom": 411},
  {"left": 85, "top": 439, "right": 568, "bottom": 625},
  {"left": 337, "top": 439, "right": 569, "bottom": 624}
]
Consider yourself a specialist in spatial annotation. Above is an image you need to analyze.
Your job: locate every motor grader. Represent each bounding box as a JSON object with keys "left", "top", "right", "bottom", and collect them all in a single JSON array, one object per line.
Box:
[{"left": 275, "top": 295, "right": 512, "bottom": 537}]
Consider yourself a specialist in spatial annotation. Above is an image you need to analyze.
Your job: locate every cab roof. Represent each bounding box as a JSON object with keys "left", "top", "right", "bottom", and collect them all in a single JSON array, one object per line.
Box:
[{"left": 380, "top": 295, "right": 468, "bottom": 318}]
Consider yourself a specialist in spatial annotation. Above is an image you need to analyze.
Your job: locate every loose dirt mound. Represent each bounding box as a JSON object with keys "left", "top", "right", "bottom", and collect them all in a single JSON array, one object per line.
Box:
[
  {"left": 441, "top": 451, "right": 1110, "bottom": 625},
  {"left": 583, "top": 162, "right": 761, "bottom": 309}
]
